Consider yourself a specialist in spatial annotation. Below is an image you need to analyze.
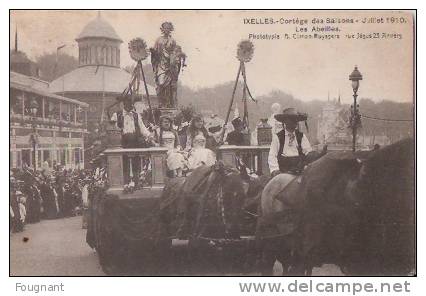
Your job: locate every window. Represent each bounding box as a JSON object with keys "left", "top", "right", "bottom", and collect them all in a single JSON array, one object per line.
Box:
[
  {"left": 37, "top": 150, "right": 42, "bottom": 168},
  {"left": 22, "top": 149, "right": 31, "bottom": 167},
  {"left": 61, "top": 149, "right": 66, "bottom": 165},
  {"left": 97, "top": 46, "right": 102, "bottom": 64},
  {"left": 71, "top": 132, "right": 82, "bottom": 138},
  {"left": 43, "top": 150, "right": 51, "bottom": 166},
  {"left": 70, "top": 149, "right": 74, "bottom": 164},
  {"left": 61, "top": 103, "right": 71, "bottom": 121},
  {"left": 76, "top": 106, "right": 85, "bottom": 123},
  {"left": 70, "top": 104, "right": 75, "bottom": 122},
  {"left": 16, "top": 151, "right": 22, "bottom": 168},
  {"left": 65, "top": 149, "right": 69, "bottom": 164},
  {"left": 107, "top": 46, "right": 111, "bottom": 65},
  {"left": 10, "top": 89, "right": 23, "bottom": 115},
  {"left": 91, "top": 46, "right": 96, "bottom": 64},
  {"left": 112, "top": 47, "right": 116, "bottom": 66},
  {"left": 74, "top": 148, "right": 81, "bottom": 164}
]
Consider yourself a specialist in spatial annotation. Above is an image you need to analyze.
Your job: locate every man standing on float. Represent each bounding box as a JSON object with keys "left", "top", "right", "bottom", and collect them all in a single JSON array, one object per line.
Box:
[{"left": 268, "top": 108, "right": 312, "bottom": 177}]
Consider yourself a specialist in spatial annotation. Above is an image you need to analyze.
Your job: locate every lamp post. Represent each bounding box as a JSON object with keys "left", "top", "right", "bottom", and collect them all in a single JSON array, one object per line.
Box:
[
  {"left": 349, "top": 66, "right": 363, "bottom": 152},
  {"left": 29, "top": 99, "right": 39, "bottom": 169}
]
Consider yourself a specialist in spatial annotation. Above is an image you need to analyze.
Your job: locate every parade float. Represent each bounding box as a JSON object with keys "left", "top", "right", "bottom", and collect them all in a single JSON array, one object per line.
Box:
[{"left": 86, "top": 24, "right": 272, "bottom": 275}]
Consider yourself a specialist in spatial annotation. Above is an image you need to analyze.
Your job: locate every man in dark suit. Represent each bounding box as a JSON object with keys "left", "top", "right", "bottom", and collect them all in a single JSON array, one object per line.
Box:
[{"left": 226, "top": 117, "right": 245, "bottom": 146}]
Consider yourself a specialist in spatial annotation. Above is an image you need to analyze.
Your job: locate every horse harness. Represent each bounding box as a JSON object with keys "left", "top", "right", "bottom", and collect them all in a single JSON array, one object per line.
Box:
[{"left": 277, "top": 129, "right": 305, "bottom": 174}]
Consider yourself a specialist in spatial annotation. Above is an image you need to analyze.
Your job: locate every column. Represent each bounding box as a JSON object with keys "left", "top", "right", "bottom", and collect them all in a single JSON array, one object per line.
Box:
[
  {"left": 107, "top": 154, "right": 124, "bottom": 188},
  {"left": 151, "top": 152, "right": 167, "bottom": 187},
  {"left": 81, "top": 141, "right": 85, "bottom": 169},
  {"left": 21, "top": 91, "right": 25, "bottom": 116},
  {"left": 59, "top": 101, "right": 62, "bottom": 121},
  {"left": 74, "top": 105, "right": 77, "bottom": 124},
  {"left": 42, "top": 97, "right": 45, "bottom": 118}
]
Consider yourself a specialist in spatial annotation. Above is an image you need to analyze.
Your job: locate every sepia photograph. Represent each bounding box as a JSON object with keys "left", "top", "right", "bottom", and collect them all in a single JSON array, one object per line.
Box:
[{"left": 9, "top": 9, "right": 415, "bottom": 277}]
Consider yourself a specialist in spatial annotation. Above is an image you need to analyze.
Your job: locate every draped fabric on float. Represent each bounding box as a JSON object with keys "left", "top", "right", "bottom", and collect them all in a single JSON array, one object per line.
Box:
[
  {"left": 86, "top": 188, "right": 164, "bottom": 274},
  {"left": 86, "top": 163, "right": 247, "bottom": 274}
]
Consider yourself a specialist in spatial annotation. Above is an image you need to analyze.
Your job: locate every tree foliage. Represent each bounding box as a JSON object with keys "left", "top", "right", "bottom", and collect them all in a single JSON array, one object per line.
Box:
[
  {"left": 177, "top": 82, "right": 414, "bottom": 143},
  {"left": 35, "top": 53, "right": 78, "bottom": 82}
]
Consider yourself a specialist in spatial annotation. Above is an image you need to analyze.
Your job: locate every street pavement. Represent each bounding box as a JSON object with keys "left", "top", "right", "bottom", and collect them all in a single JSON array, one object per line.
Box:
[
  {"left": 10, "top": 216, "right": 105, "bottom": 276},
  {"left": 10, "top": 216, "right": 342, "bottom": 276}
]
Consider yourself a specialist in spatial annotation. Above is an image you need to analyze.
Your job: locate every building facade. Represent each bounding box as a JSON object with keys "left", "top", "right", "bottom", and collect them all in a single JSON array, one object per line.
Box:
[
  {"left": 10, "top": 71, "right": 88, "bottom": 170},
  {"left": 316, "top": 97, "right": 354, "bottom": 150}
]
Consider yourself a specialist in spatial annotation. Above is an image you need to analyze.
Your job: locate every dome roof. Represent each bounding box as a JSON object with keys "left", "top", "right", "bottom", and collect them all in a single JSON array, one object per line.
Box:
[
  {"left": 76, "top": 15, "right": 122, "bottom": 42},
  {"left": 49, "top": 65, "right": 156, "bottom": 94}
]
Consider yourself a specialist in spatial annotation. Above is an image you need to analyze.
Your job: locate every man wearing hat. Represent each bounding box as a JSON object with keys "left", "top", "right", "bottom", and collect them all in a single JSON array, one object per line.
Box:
[
  {"left": 110, "top": 96, "right": 155, "bottom": 185},
  {"left": 268, "top": 108, "right": 312, "bottom": 176},
  {"left": 225, "top": 117, "right": 245, "bottom": 146},
  {"left": 110, "top": 96, "right": 153, "bottom": 148}
]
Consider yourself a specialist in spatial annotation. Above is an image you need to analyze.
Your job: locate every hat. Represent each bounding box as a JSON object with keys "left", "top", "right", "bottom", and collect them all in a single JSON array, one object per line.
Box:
[
  {"left": 208, "top": 125, "right": 222, "bottom": 133},
  {"left": 231, "top": 117, "right": 244, "bottom": 128},
  {"left": 274, "top": 108, "right": 308, "bottom": 123}
]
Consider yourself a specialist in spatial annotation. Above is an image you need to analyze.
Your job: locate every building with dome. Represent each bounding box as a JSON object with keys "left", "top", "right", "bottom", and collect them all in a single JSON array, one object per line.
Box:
[{"left": 49, "top": 13, "right": 156, "bottom": 130}]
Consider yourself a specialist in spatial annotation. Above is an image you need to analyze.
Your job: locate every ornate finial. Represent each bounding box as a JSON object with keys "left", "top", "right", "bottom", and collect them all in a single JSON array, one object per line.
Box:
[
  {"left": 160, "top": 21, "right": 174, "bottom": 35},
  {"left": 128, "top": 38, "right": 149, "bottom": 62},
  {"left": 237, "top": 40, "right": 254, "bottom": 63}
]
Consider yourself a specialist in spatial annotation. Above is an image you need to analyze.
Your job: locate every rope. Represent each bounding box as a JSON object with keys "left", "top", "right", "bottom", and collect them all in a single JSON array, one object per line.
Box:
[{"left": 361, "top": 114, "right": 413, "bottom": 122}]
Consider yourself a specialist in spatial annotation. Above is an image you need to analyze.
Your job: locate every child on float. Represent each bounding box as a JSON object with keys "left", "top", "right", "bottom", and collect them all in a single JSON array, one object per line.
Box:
[
  {"left": 187, "top": 133, "right": 216, "bottom": 171},
  {"left": 156, "top": 115, "right": 187, "bottom": 177}
]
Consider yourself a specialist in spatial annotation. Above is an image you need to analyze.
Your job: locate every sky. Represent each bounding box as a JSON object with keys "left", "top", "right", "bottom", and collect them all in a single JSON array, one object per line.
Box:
[{"left": 10, "top": 10, "right": 414, "bottom": 103}]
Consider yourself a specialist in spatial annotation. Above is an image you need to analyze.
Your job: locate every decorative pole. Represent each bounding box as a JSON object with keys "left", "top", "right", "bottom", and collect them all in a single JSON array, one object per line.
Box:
[
  {"left": 128, "top": 38, "right": 156, "bottom": 125},
  {"left": 349, "top": 66, "right": 363, "bottom": 152},
  {"left": 219, "top": 40, "right": 254, "bottom": 144},
  {"left": 219, "top": 63, "right": 242, "bottom": 144}
]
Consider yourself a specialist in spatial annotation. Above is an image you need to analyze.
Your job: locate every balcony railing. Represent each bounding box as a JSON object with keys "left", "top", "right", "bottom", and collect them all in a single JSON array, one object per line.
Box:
[
  {"left": 102, "top": 145, "right": 271, "bottom": 196},
  {"left": 103, "top": 147, "right": 169, "bottom": 191},
  {"left": 10, "top": 114, "right": 87, "bottom": 130},
  {"left": 217, "top": 145, "right": 270, "bottom": 176}
]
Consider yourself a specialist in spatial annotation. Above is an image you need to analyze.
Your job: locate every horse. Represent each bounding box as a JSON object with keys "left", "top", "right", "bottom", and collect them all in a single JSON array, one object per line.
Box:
[
  {"left": 158, "top": 161, "right": 261, "bottom": 274},
  {"left": 256, "top": 150, "right": 368, "bottom": 275},
  {"left": 345, "top": 138, "right": 415, "bottom": 275}
]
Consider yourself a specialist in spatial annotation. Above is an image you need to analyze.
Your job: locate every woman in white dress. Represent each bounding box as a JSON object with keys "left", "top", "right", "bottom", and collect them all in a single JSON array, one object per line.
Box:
[
  {"left": 157, "top": 115, "right": 187, "bottom": 177},
  {"left": 186, "top": 115, "right": 216, "bottom": 150}
]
